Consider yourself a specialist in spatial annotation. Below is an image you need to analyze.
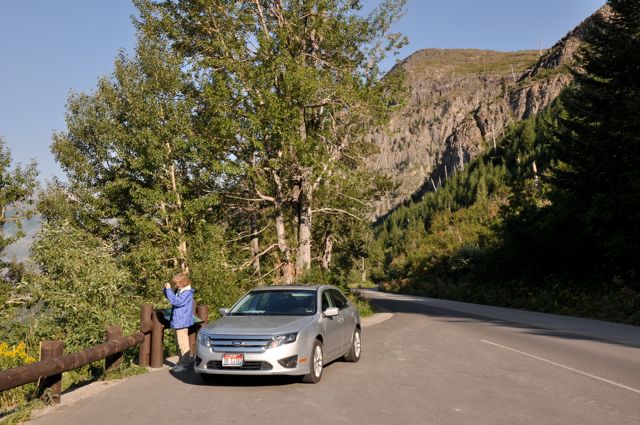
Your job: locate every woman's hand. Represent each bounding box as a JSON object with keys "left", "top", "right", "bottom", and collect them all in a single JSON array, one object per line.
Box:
[{"left": 164, "top": 282, "right": 172, "bottom": 289}]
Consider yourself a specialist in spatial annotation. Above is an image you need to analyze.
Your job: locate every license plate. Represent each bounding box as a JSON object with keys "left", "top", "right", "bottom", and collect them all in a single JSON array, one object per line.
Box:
[{"left": 221, "top": 353, "right": 244, "bottom": 367}]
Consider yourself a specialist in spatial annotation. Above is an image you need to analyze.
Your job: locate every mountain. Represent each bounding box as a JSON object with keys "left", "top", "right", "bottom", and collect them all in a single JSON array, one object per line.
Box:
[
  {"left": 2, "top": 215, "right": 40, "bottom": 263},
  {"left": 368, "top": 7, "right": 608, "bottom": 218}
]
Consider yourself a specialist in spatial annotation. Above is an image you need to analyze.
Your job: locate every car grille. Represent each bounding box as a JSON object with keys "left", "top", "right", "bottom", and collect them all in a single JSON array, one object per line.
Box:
[
  {"left": 206, "top": 360, "right": 273, "bottom": 371},
  {"left": 207, "top": 334, "right": 272, "bottom": 353}
]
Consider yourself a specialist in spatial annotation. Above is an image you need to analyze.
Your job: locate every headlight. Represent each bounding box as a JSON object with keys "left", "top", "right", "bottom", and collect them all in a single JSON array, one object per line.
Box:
[
  {"left": 198, "top": 332, "right": 211, "bottom": 348},
  {"left": 268, "top": 332, "right": 297, "bottom": 349}
]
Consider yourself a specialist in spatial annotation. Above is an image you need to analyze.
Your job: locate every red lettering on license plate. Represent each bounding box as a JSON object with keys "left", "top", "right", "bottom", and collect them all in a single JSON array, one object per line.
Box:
[{"left": 222, "top": 354, "right": 244, "bottom": 367}]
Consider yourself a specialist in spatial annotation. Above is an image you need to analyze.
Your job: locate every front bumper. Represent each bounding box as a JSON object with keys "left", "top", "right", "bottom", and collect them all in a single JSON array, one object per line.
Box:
[{"left": 194, "top": 342, "right": 311, "bottom": 376}]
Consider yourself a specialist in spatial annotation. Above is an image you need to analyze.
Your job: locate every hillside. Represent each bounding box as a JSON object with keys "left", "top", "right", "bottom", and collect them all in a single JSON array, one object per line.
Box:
[{"left": 367, "top": 7, "right": 607, "bottom": 218}]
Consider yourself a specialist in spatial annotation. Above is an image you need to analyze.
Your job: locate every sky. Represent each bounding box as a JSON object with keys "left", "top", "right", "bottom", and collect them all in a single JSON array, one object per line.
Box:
[{"left": 0, "top": 0, "right": 605, "bottom": 181}]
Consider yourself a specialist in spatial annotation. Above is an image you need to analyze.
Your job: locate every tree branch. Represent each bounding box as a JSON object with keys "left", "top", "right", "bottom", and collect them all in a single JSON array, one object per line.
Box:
[
  {"left": 236, "top": 243, "right": 278, "bottom": 270},
  {"left": 225, "top": 222, "right": 272, "bottom": 243},
  {"left": 313, "top": 208, "right": 363, "bottom": 221}
]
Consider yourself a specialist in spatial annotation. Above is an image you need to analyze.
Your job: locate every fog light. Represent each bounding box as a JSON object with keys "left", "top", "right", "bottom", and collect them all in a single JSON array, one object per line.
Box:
[
  {"left": 195, "top": 356, "right": 202, "bottom": 367},
  {"left": 278, "top": 355, "right": 298, "bottom": 369}
]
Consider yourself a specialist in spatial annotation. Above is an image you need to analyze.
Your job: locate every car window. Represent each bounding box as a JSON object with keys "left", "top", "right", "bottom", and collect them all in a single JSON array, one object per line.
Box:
[
  {"left": 329, "top": 289, "right": 349, "bottom": 310},
  {"left": 229, "top": 290, "right": 317, "bottom": 315},
  {"left": 321, "top": 291, "right": 333, "bottom": 311}
]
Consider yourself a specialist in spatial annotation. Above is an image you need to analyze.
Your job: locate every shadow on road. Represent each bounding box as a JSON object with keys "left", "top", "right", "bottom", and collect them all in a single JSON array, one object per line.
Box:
[
  {"left": 370, "top": 296, "right": 640, "bottom": 349},
  {"left": 169, "top": 371, "right": 301, "bottom": 387},
  {"left": 168, "top": 359, "right": 344, "bottom": 387}
]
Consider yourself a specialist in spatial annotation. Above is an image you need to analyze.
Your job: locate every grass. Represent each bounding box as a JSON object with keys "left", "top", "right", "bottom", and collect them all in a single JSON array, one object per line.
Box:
[
  {"left": 405, "top": 49, "right": 541, "bottom": 76},
  {"left": 0, "top": 399, "right": 46, "bottom": 425},
  {"left": 348, "top": 289, "right": 376, "bottom": 318}
]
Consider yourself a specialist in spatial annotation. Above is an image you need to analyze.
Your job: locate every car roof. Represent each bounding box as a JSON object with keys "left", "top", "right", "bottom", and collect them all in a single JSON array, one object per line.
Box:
[{"left": 250, "top": 284, "right": 331, "bottom": 291}]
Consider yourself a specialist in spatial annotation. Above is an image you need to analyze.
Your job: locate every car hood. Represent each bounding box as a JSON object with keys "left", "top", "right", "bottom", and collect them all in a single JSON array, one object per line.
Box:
[{"left": 201, "top": 315, "right": 316, "bottom": 335}]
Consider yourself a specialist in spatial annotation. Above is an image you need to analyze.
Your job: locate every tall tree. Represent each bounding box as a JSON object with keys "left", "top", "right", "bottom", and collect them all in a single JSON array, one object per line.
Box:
[
  {"left": 48, "top": 29, "right": 237, "bottom": 295},
  {"left": 551, "top": 0, "right": 640, "bottom": 274},
  {"left": 139, "top": 0, "right": 407, "bottom": 283}
]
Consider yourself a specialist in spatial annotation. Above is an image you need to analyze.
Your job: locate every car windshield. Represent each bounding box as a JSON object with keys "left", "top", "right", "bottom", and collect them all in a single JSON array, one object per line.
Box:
[{"left": 229, "top": 290, "right": 317, "bottom": 316}]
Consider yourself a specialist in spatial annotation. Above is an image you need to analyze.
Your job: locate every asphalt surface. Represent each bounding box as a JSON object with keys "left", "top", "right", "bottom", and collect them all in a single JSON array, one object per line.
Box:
[{"left": 28, "top": 289, "right": 640, "bottom": 425}]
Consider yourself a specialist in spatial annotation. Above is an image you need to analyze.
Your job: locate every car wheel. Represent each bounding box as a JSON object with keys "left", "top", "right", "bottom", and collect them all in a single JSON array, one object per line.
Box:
[
  {"left": 343, "top": 328, "right": 361, "bottom": 362},
  {"left": 302, "top": 339, "right": 323, "bottom": 384},
  {"left": 199, "top": 373, "right": 217, "bottom": 384}
]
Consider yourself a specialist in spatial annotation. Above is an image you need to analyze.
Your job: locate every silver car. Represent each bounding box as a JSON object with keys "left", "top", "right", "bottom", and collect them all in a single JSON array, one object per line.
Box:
[{"left": 194, "top": 285, "right": 361, "bottom": 383}]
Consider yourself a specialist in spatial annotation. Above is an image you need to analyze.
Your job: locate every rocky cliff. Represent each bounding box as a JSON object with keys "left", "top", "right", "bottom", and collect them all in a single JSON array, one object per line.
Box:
[{"left": 368, "top": 7, "right": 608, "bottom": 218}]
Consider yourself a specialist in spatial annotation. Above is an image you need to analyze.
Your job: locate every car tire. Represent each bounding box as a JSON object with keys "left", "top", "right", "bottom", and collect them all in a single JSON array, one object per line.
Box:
[
  {"left": 199, "top": 373, "right": 217, "bottom": 384},
  {"left": 343, "top": 328, "right": 361, "bottom": 362},
  {"left": 301, "top": 339, "right": 323, "bottom": 384}
]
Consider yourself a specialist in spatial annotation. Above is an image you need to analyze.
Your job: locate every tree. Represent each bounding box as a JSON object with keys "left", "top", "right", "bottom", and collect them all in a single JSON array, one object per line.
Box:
[
  {"left": 26, "top": 222, "right": 138, "bottom": 350},
  {"left": 0, "top": 137, "right": 38, "bottom": 268},
  {"left": 48, "top": 28, "right": 238, "bottom": 297},
  {"left": 139, "top": 0, "right": 407, "bottom": 283},
  {"left": 550, "top": 0, "right": 640, "bottom": 274}
]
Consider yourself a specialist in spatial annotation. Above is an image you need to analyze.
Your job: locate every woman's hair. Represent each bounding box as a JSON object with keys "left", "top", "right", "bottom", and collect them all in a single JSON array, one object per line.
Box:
[{"left": 172, "top": 273, "right": 191, "bottom": 288}]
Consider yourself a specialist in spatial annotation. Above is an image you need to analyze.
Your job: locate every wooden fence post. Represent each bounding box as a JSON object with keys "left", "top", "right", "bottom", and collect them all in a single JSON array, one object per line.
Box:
[
  {"left": 188, "top": 300, "right": 198, "bottom": 360},
  {"left": 138, "top": 304, "right": 153, "bottom": 367},
  {"left": 39, "top": 340, "right": 64, "bottom": 404},
  {"left": 193, "top": 305, "right": 209, "bottom": 363},
  {"left": 196, "top": 305, "right": 209, "bottom": 325},
  {"left": 104, "top": 326, "right": 124, "bottom": 371},
  {"left": 150, "top": 310, "right": 165, "bottom": 368}
]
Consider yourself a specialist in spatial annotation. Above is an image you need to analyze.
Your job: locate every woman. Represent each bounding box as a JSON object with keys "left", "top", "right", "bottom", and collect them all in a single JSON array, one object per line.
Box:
[{"left": 163, "top": 273, "right": 195, "bottom": 372}]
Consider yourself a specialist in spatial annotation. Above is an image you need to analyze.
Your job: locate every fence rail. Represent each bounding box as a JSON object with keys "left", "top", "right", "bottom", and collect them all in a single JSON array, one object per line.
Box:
[{"left": 0, "top": 302, "right": 209, "bottom": 404}]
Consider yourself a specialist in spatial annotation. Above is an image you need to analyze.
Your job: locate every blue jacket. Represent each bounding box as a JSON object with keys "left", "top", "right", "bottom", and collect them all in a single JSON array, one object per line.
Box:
[{"left": 163, "top": 286, "right": 194, "bottom": 329}]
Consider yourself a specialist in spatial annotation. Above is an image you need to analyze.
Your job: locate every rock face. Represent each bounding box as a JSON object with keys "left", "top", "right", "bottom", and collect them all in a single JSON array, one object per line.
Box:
[{"left": 368, "top": 7, "right": 608, "bottom": 218}]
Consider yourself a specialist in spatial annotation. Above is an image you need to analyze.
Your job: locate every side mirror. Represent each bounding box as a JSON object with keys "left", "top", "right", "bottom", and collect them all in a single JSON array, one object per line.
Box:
[
  {"left": 218, "top": 308, "right": 230, "bottom": 316},
  {"left": 323, "top": 307, "right": 339, "bottom": 317}
]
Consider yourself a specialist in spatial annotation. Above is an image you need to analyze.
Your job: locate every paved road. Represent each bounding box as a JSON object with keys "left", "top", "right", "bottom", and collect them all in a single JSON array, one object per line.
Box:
[{"left": 29, "top": 290, "right": 640, "bottom": 425}]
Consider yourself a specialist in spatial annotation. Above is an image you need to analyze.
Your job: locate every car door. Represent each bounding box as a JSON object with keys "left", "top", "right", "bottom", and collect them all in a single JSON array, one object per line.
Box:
[
  {"left": 320, "top": 290, "right": 342, "bottom": 358},
  {"left": 328, "top": 289, "right": 354, "bottom": 351}
]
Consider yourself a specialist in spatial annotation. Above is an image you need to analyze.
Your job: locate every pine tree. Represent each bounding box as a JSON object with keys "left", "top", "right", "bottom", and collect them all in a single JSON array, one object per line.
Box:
[{"left": 551, "top": 0, "right": 640, "bottom": 274}]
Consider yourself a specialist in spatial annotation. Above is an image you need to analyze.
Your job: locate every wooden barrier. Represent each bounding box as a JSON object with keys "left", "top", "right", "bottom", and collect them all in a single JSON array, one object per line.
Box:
[
  {"left": 0, "top": 301, "right": 209, "bottom": 404},
  {"left": 38, "top": 341, "right": 64, "bottom": 404},
  {"left": 0, "top": 332, "right": 145, "bottom": 393},
  {"left": 149, "top": 301, "right": 210, "bottom": 368},
  {"left": 150, "top": 309, "right": 165, "bottom": 368},
  {"left": 105, "top": 326, "right": 124, "bottom": 371},
  {"left": 138, "top": 304, "right": 153, "bottom": 367}
]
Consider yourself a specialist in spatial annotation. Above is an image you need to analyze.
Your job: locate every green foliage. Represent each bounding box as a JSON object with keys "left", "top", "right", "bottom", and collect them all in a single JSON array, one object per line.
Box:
[
  {"left": 137, "top": 0, "right": 408, "bottom": 281},
  {"left": 47, "top": 26, "right": 242, "bottom": 294},
  {"left": 548, "top": 0, "right": 640, "bottom": 276},
  {"left": 187, "top": 224, "right": 251, "bottom": 310},
  {"left": 0, "top": 342, "right": 37, "bottom": 414},
  {"left": 26, "top": 222, "right": 139, "bottom": 351}
]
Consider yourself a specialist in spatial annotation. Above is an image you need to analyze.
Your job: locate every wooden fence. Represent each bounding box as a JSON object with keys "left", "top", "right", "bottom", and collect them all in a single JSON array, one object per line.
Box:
[{"left": 0, "top": 302, "right": 209, "bottom": 404}]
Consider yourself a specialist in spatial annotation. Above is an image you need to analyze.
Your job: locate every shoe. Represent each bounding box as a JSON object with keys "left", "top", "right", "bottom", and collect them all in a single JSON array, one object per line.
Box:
[{"left": 170, "top": 365, "right": 188, "bottom": 373}]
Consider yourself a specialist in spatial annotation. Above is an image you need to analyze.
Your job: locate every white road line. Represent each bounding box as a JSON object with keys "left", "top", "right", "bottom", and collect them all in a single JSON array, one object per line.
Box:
[{"left": 481, "top": 339, "right": 640, "bottom": 395}]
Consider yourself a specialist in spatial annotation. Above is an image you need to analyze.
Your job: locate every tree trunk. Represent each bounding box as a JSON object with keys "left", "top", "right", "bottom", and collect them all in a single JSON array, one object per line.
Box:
[
  {"left": 321, "top": 232, "right": 333, "bottom": 270},
  {"left": 250, "top": 212, "right": 261, "bottom": 276},
  {"left": 272, "top": 170, "right": 293, "bottom": 284},
  {"left": 296, "top": 187, "right": 312, "bottom": 273},
  {"left": 167, "top": 142, "right": 188, "bottom": 274}
]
